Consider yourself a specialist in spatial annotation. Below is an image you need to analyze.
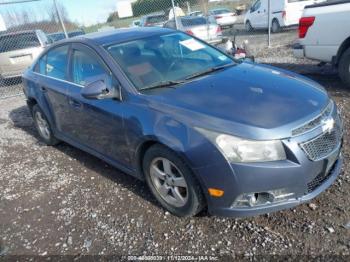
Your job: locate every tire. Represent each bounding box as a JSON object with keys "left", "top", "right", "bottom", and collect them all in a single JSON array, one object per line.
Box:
[
  {"left": 32, "top": 105, "right": 60, "bottom": 146},
  {"left": 245, "top": 20, "right": 253, "bottom": 32},
  {"left": 271, "top": 19, "right": 280, "bottom": 33},
  {"left": 143, "top": 144, "right": 205, "bottom": 217},
  {"left": 338, "top": 47, "right": 350, "bottom": 87}
]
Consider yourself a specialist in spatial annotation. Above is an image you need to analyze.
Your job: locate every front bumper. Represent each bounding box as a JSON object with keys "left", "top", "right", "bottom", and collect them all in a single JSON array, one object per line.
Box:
[
  {"left": 211, "top": 155, "right": 343, "bottom": 217},
  {"left": 193, "top": 104, "right": 343, "bottom": 218}
]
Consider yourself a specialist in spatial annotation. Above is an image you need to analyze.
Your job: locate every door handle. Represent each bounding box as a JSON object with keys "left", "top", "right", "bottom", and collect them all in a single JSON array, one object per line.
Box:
[
  {"left": 69, "top": 99, "right": 82, "bottom": 108},
  {"left": 40, "top": 86, "right": 47, "bottom": 92}
]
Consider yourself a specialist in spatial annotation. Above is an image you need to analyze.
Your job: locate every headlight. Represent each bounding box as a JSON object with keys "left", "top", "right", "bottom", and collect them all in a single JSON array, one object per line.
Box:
[{"left": 196, "top": 128, "right": 286, "bottom": 163}]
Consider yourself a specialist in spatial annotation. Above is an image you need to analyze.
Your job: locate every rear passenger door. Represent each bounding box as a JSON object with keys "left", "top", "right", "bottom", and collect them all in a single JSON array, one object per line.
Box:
[
  {"left": 64, "top": 43, "right": 130, "bottom": 166},
  {"left": 34, "top": 44, "right": 71, "bottom": 134}
]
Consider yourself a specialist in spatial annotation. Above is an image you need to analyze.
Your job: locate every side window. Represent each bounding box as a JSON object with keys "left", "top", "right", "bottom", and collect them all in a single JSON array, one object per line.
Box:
[
  {"left": 72, "top": 49, "right": 110, "bottom": 86},
  {"left": 38, "top": 55, "right": 47, "bottom": 74},
  {"left": 46, "top": 45, "right": 69, "bottom": 80}
]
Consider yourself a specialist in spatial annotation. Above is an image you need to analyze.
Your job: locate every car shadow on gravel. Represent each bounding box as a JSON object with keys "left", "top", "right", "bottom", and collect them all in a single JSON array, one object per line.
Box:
[{"left": 8, "top": 105, "right": 185, "bottom": 214}]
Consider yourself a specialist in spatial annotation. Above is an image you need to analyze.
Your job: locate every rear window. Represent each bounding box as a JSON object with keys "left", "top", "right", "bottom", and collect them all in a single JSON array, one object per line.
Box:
[
  {"left": 147, "top": 15, "right": 167, "bottom": 24},
  {"left": 181, "top": 17, "right": 207, "bottom": 27},
  {"left": 0, "top": 32, "right": 40, "bottom": 53},
  {"left": 213, "top": 9, "right": 231, "bottom": 14}
]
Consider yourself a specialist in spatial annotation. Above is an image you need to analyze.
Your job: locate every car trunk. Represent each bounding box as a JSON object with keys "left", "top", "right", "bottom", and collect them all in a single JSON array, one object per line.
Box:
[
  {"left": 185, "top": 24, "right": 220, "bottom": 42},
  {"left": 0, "top": 32, "right": 42, "bottom": 77}
]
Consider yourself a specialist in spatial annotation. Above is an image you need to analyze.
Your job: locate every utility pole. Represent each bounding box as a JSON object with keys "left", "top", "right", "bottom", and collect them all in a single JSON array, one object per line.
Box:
[
  {"left": 171, "top": 0, "right": 178, "bottom": 29},
  {"left": 267, "top": 0, "right": 271, "bottom": 47},
  {"left": 53, "top": 0, "right": 68, "bottom": 38}
]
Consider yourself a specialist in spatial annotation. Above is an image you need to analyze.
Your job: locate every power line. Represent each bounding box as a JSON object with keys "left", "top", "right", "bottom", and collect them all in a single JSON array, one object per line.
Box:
[{"left": 0, "top": 0, "right": 41, "bottom": 5}]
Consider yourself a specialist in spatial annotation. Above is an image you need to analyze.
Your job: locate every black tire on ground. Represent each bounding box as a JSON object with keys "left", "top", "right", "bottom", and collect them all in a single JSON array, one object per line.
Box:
[
  {"left": 271, "top": 19, "right": 280, "bottom": 33},
  {"left": 338, "top": 47, "right": 350, "bottom": 87},
  {"left": 32, "top": 104, "right": 60, "bottom": 146},
  {"left": 143, "top": 144, "right": 205, "bottom": 217},
  {"left": 245, "top": 20, "right": 253, "bottom": 32}
]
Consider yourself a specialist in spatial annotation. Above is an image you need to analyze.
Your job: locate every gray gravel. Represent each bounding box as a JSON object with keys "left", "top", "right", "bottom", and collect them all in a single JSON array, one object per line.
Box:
[{"left": 0, "top": 29, "right": 350, "bottom": 259}]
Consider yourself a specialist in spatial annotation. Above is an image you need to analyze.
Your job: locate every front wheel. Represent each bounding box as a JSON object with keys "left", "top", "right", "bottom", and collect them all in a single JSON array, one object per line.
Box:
[
  {"left": 338, "top": 47, "right": 350, "bottom": 87},
  {"left": 143, "top": 144, "right": 205, "bottom": 217}
]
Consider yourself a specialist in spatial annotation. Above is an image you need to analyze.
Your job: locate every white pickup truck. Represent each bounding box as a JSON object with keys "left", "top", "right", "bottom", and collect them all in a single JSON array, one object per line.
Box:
[{"left": 293, "top": 0, "right": 350, "bottom": 86}]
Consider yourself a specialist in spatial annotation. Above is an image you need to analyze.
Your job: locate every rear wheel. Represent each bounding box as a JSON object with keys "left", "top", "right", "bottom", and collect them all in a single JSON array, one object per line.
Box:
[
  {"left": 245, "top": 20, "right": 253, "bottom": 32},
  {"left": 338, "top": 47, "right": 350, "bottom": 87},
  {"left": 143, "top": 144, "right": 205, "bottom": 217},
  {"left": 32, "top": 105, "right": 60, "bottom": 146},
  {"left": 271, "top": 19, "right": 280, "bottom": 33}
]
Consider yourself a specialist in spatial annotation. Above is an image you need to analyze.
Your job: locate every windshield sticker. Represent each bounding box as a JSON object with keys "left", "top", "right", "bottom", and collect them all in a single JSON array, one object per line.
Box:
[{"left": 179, "top": 38, "right": 205, "bottom": 51}]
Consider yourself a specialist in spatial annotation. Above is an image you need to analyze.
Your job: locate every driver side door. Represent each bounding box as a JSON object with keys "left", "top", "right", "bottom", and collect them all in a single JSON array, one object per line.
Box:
[{"left": 64, "top": 43, "right": 130, "bottom": 167}]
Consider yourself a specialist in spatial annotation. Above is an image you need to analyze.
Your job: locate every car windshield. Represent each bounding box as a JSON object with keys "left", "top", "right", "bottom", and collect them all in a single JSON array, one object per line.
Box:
[
  {"left": 106, "top": 32, "right": 234, "bottom": 90},
  {"left": 181, "top": 17, "right": 209, "bottom": 26},
  {"left": 0, "top": 32, "right": 40, "bottom": 53}
]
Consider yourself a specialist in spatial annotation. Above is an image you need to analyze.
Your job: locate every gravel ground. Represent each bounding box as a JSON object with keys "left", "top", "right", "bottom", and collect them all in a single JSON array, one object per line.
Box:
[{"left": 0, "top": 30, "right": 350, "bottom": 260}]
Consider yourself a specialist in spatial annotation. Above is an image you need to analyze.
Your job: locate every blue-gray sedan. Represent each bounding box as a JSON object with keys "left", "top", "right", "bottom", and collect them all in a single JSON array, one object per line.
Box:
[{"left": 22, "top": 28, "right": 343, "bottom": 217}]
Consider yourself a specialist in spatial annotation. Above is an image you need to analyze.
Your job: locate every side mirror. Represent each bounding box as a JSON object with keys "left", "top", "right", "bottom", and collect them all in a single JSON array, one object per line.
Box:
[{"left": 81, "top": 80, "right": 120, "bottom": 100}]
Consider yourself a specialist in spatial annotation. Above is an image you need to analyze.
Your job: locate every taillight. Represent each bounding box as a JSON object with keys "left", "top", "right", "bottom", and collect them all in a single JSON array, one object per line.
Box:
[
  {"left": 216, "top": 26, "right": 222, "bottom": 34},
  {"left": 215, "top": 15, "right": 223, "bottom": 19},
  {"left": 185, "top": 30, "right": 194, "bottom": 35},
  {"left": 144, "top": 22, "right": 150, "bottom": 27},
  {"left": 299, "top": 16, "right": 315, "bottom": 38},
  {"left": 282, "top": 11, "right": 286, "bottom": 20}
]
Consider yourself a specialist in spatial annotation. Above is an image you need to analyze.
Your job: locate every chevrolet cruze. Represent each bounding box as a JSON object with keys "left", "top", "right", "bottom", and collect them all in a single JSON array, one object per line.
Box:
[{"left": 22, "top": 28, "right": 343, "bottom": 217}]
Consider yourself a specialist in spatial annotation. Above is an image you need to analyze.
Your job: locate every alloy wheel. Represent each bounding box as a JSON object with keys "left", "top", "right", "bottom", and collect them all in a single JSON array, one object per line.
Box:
[
  {"left": 35, "top": 111, "right": 51, "bottom": 140},
  {"left": 149, "top": 157, "right": 188, "bottom": 207}
]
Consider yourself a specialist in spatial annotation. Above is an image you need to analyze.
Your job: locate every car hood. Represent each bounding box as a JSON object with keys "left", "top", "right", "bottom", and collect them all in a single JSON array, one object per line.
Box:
[{"left": 146, "top": 62, "right": 329, "bottom": 140}]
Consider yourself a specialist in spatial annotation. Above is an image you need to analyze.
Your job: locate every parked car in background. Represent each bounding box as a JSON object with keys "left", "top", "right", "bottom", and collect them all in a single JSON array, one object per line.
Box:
[
  {"left": 140, "top": 12, "right": 168, "bottom": 27},
  {"left": 0, "top": 30, "right": 49, "bottom": 81},
  {"left": 293, "top": 0, "right": 350, "bottom": 87},
  {"left": 48, "top": 29, "right": 85, "bottom": 43},
  {"left": 23, "top": 28, "right": 343, "bottom": 218},
  {"left": 163, "top": 16, "right": 223, "bottom": 45},
  {"left": 188, "top": 11, "right": 203, "bottom": 17},
  {"left": 208, "top": 8, "right": 237, "bottom": 27},
  {"left": 244, "top": 0, "right": 326, "bottom": 33},
  {"left": 130, "top": 20, "right": 141, "bottom": 27}
]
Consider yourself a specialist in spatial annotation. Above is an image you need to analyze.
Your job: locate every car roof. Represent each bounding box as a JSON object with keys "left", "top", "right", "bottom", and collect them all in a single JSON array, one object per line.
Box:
[{"left": 70, "top": 27, "right": 175, "bottom": 46}]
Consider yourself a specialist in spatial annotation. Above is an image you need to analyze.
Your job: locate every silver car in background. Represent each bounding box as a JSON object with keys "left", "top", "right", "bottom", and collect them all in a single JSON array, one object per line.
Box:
[
  {"left": 209, "top": 8, "right": 237, "bottom": 28},
  {"left": 0, "top": 30, "right": 49, "bottom": 81},
  {"left": 164, "top": 16, "right": 223, "bottom": 45}
]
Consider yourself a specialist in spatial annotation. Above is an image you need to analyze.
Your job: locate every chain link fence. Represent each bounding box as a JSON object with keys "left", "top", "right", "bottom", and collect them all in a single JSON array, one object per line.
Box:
[{"left": 0, "top": 0, "right": 305, "bottom": 99}]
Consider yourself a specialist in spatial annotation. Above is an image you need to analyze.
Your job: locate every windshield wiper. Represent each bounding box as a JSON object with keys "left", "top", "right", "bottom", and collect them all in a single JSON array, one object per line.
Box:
[
  {"left": 139, "top": 80, "right": 185, "bottom": 91},
  {"left": 185, "top": 63, "right": 236, "bottom": 81}
]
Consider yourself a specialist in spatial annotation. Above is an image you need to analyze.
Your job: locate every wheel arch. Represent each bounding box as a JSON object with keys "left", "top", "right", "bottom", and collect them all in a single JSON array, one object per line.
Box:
[
  {"left": 335, "top": 36, "right": 350, "bottom": 66},
  {"left": 135, "top": 138, "right": 209, "bottom": 199},
  {"left": 27, "top": 96, "right": 38, "bottom": 115}
]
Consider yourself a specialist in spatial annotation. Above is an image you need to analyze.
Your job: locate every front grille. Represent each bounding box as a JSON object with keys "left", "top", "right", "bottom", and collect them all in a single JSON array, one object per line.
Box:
[
  {"left": 292, "top": 101, "right": 333, "bottom": 136},
  {"left": 300, "top": 122, "right": 342, "bottom": 161},
  {"left": 307, "top": 162, "right": 336, "bottom": 193}
]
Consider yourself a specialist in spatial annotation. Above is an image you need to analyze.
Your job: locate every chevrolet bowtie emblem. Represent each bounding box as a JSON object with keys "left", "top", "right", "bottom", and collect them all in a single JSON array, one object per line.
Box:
[{"left": 322, "top": 117, "right": 335, "bottom": 134}]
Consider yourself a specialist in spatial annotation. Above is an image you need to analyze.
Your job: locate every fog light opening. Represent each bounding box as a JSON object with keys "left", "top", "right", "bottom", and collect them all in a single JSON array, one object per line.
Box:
[{"left": 232, "top": 189, "right": 295, "bottom": 208}]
